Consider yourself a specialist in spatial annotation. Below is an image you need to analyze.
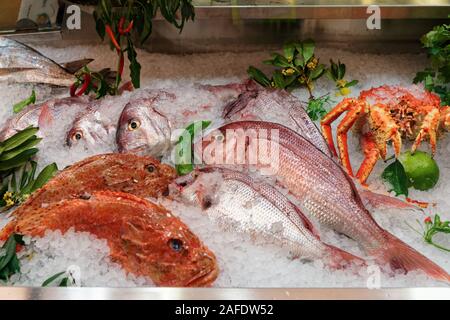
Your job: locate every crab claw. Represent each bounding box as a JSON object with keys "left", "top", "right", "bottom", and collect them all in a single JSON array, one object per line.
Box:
[
  {"left": 369, "top": 104, "right": 402, "bottom": 160},
  {"left": 412, "top": 108, "right": 440, "bottom": 155},
  {"left": 441, "top": 106, "right": 450, "bottom": 131}
]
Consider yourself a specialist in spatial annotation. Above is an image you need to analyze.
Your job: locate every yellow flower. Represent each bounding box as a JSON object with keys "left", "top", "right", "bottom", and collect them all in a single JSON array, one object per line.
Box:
[
  {"left": 282, "top": 68, "right": 295, "bottom": 76},
  {"left": 5, "top": 199, "right": 15, "bottom": 207},
  {"left": 307, "top": 57, "right": 318, "bottom": 70},
  {"left": 3, "top": 191, "right": 16, "bottom": 207},
  {"left": 271, "top": 81, "right": 275, "bottom": 87},
  {"left": 336, "top": 79, "right": 348, "bottom": 88},
  {"left": 339, "top": 87, "right": 351, "bottom": 96}
]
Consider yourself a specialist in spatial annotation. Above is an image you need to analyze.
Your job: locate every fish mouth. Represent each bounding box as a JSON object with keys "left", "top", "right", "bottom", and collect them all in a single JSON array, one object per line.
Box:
[{"left": 186, "top": 261, "right": 219, "bottom": 287}]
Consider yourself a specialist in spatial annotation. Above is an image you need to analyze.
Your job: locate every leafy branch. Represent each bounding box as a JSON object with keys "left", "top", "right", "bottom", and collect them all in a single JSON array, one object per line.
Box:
[
  {"left": 413, "top": 21, "right": 450, "bottom": 105},
  {"left": 77, "top": 0, "right": 195, "bottom": 98}
]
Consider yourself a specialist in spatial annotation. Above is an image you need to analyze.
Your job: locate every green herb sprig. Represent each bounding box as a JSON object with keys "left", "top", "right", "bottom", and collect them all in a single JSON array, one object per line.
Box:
[
  {"left": 408, "top": 214, "right": 450, "bottom": 252},
  {"left": 413, "top": 21, "right": 450, "bottom": 105},
  {"left": 0, "top": 234, "right": 24, "bottom": 282},
  {"left": 327, "top": 59, "right": 358, "bottom": 96},
  {"left": 42, "top": 271, "right": 69, "bottom": 287},
  {"left": 13, "top": 91, "right": 36, "bottom": 114},
  {"left": 306, "top": 94, "right": 333, "bottom": 121},
  {"left": 248, "top": 40, "right": 326, "bottom": 98}
]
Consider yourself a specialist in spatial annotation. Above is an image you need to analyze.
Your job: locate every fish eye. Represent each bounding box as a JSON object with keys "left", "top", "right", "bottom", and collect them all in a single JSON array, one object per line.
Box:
[
  {"left": 128, "top": 119, "right": 141, "bottom": 131},
  {"left": 146, "top": 164, "right": 156, "bottom": 173},
  {"left": 72, "top": 131, "right": 83, "bottom": 142},
  {"left": 168, "top": 239, "right": 183, "bottom": 252}
]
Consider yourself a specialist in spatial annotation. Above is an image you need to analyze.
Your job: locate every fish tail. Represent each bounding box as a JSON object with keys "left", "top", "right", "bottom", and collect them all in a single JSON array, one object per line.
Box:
[
  {"left": 324, "top": 244, "right": 365, "bottom": 270},
  {"left": 376, "top": 231, "right": 450, "bottom": 283}
]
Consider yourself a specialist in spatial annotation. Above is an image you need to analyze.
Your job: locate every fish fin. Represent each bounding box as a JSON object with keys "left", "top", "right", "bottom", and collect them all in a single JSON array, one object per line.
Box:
[
  {"left": 222, "top": 91, "right": 259, "bottom": 119},
  {"left": 38, "top": 103, "right": 53, "bottom": 130},
  {"left": 324, "top": 244, "right": 365, "bottom": 270},
  {"left": 376, "top": 231, "right": 450, "bottom": 283},
  {"left": 359, "top": 189, "right": 423, "bottom": 213},
  {"left": 61, "top": 59, "right": 94, "bottom": 74}
]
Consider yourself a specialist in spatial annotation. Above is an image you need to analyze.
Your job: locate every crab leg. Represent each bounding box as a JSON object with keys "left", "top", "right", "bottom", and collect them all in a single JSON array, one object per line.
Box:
[
  {"left": 356, "top": 132, "right": 380, "bottom": 184},
  {"left": 335, "top": 102, "right": 367, "bottom": 176},
  {"left": 412, "top": 108, "right": 440, "bottom": 155},
  {"left": 321, "top": 98, "right": 359, "bottom": 157},
  {"left": 368, "top": 104, "right": 402, "bottom": 159}
]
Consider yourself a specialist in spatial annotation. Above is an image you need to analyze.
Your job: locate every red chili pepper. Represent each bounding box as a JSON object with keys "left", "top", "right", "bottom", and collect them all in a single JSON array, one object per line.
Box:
[
  {"left": 105, "top": 24, "right": 121, "bottom": 51},
  {"left": 118, "top": 17, "right": 134, "bottom": 35},
  {"left": 118, "top": 17, "right": 125, "bottom": 34},
  {"left": 424, "top": 216, "right": 432, "bottom": 224},
  {"left": 71, "top": 74, "right": 91, "bottom": 97},
  {"left": 69, "top": 83, "right": 77, "bottom": 97},
  {"left": 118, "top": 52, "right": 125, "bottom": 77},
  {"left": 123, "top": 20, "right": 134, "bottom": 34}
]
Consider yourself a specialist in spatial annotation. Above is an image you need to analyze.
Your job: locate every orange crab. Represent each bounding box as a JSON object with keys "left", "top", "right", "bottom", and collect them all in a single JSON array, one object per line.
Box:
[{"left": 321, "top": 85, "right": 450, "bottom": 184}]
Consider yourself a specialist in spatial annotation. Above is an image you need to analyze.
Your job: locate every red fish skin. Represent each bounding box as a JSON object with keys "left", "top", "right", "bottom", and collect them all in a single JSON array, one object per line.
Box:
[
  {"left": 1, "top": 191, "right": 218, "bottom": 287},
  {"left": 12, "top": 153, "right": 177, "bottom": 219},
  {"left": 199, "top": 120, "right": 450, "bottom": 283}
]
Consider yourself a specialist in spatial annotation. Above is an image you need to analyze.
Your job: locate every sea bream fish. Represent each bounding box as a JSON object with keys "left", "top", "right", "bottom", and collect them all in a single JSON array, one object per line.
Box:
[
  {"left": 198, "top": 121, "right": 450, "bottom": 283},
  {"left": 222, "top": 89, "right": 331, "bottom": 156},
  {"left": 12, "top": 153, "right": 177, "bottom": 219},
  {"left": 0, "top": 96, "right": 92, "bottom": 141},
  {"left": 66, "top": 89, "right": 175, "bottom": 153},
  {"left": 115, "top": 82, "right": 257, "bottom": 157},
  {"left": 175, "top": 167, "right": 364, "bottom": 269},
  {"left": 1, "top": 191, "right": 218, "bottom": 287},
  {"left": 0, "top": 36, "right": 92, "bottom": 86}
]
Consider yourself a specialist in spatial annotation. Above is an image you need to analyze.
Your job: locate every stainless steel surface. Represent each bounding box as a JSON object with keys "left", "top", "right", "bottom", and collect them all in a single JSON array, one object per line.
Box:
[
  {"left": 70, "top": 0, "right": 450, "bottom": 19},
  {"left": 0, "top": 287, "right": 449, "bottom": 300}
]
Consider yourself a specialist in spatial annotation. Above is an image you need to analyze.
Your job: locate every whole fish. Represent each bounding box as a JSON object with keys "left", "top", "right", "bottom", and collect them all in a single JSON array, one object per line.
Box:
[
  {"left": 1, "top": 191, "right": 218, "bottom": 287},
  {"left": 175, "top": 167, "right": 364, "bottom": 269},
  {"left": 116, "top": 82, "right": 256, "bottom": 157},
  {"left": 198, "top": 120, "right": 450, "bottom": 282},
  {"left": 67, "top": 89, "right": 175, "bottom": 153},
  {"left": 222, "top": 89, "right": 331, "bottom": 156},
  {"left": 0, "top": 36, "right": 92, "bottom": 86},
  {"left": 12, "top": 153, "right": 176, "bottom": 219},
  {"left": 224, "top": 89, "right": 420, "bottom": 211},
  {"left": 0, "top": 96, "right": 92, "bottom": 142}
]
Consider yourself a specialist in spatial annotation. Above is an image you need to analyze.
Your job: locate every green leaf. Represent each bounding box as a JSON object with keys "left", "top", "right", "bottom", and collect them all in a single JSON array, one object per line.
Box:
[
  {"left": 0, "top": 137, "right": 41, "bottom": 161},
  {"left": 0, "top": 234, "right": 24, "bottom": 280},
  {"left": 294, "top": 57, "right": 305, "bottom": 68},
  {"left": 381, "top": 159, "right": 409, "bottom": 197},
  {"left": 306, "top": 95, "right": 332, "bottom": 121},
  {"left": 127, "top": 38, "right": 141, "bottom": 89},
  {"left": 283, "top": 42, "right": 296, "bottom": 62},
  {"left": 272, "top": 70, "right": 286, "bottom": 89},
  {"left": 42, "top": 271, "right": 66, "bottom": 287},
  {"left": 344, "top": 80, "right": 359, "bottom": 88},
  {"left": 270, "top": 53, "right": 291, "bottom": 68},
  {"left": 175, "top": 121, "right": 211, "bottom": 175},
  {"left": 300, "top": 39, "right": 315, "bottom": 63},
  {"left": 30, "top": 163, "right": 58, "bottom": 193},
  {"left": 247, "top": 66, "right": 271, "bottom": 87},
  {"left": 309, "top": 64, "right": 325, "bottom": 80},
  {"left": 0, "top": 148, "right": 38, "bottom": 172},
  {"left": 13, "top": 90, "right": 36, "bottom": 114},
  {"left": 0, "top": 127, "right": 39, "bottom": 152}
]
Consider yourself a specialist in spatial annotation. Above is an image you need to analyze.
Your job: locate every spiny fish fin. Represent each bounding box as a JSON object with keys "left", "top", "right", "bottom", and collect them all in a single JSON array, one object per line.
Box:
[
  {"left": 376, "top": 231, "right": 450, "bottom": 284},
  {"left": 222, "top": 91, "right": 259, "bottom": 119},
  {"left": 359, "top": 189, "right": 423, "bottom": 212},
  {"left": 60, "top": 59, "right": 94, "bottom": 74},
  {"left": 324, "top": 244, "right": 366, "bottom": 270},
  {"left": 38, "top": 103, "right": 53, "bottom": 130}
]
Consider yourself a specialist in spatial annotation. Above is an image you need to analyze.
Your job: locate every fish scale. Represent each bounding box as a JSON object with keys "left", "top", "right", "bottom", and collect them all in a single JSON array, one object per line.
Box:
[
  {"left": 202, "top": 121, "right": 450, "bottom": 283},
  {"left": 178, "top": 167, "right": 363, "bottom": 268}
]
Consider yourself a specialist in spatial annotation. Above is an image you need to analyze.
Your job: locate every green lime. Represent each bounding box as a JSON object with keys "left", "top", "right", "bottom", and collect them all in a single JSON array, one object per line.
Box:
[{"left": 399, "top": 151, "right": 440, "bottom": 191}]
